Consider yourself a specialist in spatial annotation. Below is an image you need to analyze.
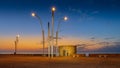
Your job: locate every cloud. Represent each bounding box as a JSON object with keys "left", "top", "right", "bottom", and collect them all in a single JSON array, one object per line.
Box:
[
  {"left": 90, "top": 37, "right": 96, "bottom": 41},
  {"left": 104, "top": 37, "right": 115, "bottom": 40},
  {"left": 77, "top": 41, "right": 120, "bottom": 52},
  {"left": 68, "top": 7, "right": 82, "bottom": 14},
  {"left": 96, "top": 45, "right": 120, "bottom": 52},
  {"left": 113, "top": 42, "right": 120, "bottom": 45},
  {"left": 91, "top": 11, "right": 99, "bottom": 14},
  {"left": 76, "top": 44, "right": 89, "bottom": 47},
  {"left": 79, "top": 11, "right": 99, "bottom": 22},
  {"left": 77, "top": 43, "right": 104, "bottom": 52},
  {"left": 68, "top": 7, "right": 100, "bottom": 22},
  {"left": 97, "top": 42, "right": 110, "bottom": 46},
  {"left": 90, "top": 37, "right": 95, "bottom": 40}
]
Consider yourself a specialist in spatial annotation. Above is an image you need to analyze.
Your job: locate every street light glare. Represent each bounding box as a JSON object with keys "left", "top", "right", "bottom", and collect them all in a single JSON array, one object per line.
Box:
[
  {"left": 16, "top": 34, "right": 20, "bottom": 38},
  {"left": 64, "top": 16, "right": 68, "bottom": 21},
  {"left": 31, "top": 13, "right": 36, "bottom": 17},
  {"left": 52, "top": 7, "right": 56, "bottom": 11}
]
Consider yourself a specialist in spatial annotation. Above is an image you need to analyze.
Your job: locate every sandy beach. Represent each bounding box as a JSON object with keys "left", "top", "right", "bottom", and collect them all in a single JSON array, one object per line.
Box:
[{"left": 0, "top": 55, "right": 120, "bottom": 68}]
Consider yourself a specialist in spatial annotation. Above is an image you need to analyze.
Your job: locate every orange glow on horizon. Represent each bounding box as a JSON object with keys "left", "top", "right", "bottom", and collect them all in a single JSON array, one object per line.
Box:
[{"left": 0, "top": 36, "right": 114, "bottom": 51}]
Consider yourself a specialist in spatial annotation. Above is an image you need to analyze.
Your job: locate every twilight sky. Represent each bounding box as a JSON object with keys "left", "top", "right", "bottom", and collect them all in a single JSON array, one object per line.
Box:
[{"left": 0, "top": 0, "right": 120, "bottom": 53}]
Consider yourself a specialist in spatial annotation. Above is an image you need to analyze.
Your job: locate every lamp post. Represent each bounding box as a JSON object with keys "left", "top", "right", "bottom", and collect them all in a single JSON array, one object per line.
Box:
[
  {"left": 14, "top": 34, "right": 19, "bottom": 55},
  {"left": 31, "top": 13, "right": 45, "bottom": 56},
  {"left": 51, "top": 7, "right": 56, "bottom": 58},
  {"left": 56, "top": 16, "right": 68, "bottom": 56},
  {"left": 47, "top": 22, "right": 51, "bottom": 57}
]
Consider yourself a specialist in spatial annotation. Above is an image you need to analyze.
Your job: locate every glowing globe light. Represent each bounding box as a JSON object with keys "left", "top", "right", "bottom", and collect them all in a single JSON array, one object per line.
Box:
[
  {"left": 64, "top": 16, "right": 68, "bottom": 21},
  {"left": 31, "top": 13, "right": 36, "bottom": 17},
  {"left": 52, "top": 7, "right": 56, "bottom": 12}
]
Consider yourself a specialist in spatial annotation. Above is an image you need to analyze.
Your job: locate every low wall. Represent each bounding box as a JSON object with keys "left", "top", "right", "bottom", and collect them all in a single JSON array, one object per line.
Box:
[
  {"left": 0, "top": 54, "right": 120, "bottom": 57},
  {"left": 76, "top": 54, "right": 120, "bottom": 57}
]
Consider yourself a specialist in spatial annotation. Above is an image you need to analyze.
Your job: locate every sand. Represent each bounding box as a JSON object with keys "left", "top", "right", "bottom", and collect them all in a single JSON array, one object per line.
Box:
[{"left": 0, "top": 56, "right": 120, "bottom": 68}]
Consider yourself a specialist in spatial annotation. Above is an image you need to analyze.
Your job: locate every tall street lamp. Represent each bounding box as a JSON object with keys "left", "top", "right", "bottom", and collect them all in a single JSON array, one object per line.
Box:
[
  {"left": 47, "top": 22, "right": 51, "bottom": 57},
  {"left": 56, "top": 16, "right": 68, "bottom": 56},
  {"left": 51, "top": 7, "right": 56, "bottom": 57},
  {"left": 14, "top": 34, "right": 20, "bottom": 55},
  {"left": 31, "top": 13, "right": 45, "bottom": 56}
]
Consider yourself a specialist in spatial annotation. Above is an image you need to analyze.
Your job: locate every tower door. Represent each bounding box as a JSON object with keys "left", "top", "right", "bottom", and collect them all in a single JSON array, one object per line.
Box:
[{"left": 63, "top": 50, "right": 68, "bottom": 56}]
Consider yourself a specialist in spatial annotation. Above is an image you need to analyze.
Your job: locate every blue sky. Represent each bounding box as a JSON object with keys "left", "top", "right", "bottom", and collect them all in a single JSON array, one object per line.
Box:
[{"left": 0, "top": 0, "right": 120, "bottom": 53}]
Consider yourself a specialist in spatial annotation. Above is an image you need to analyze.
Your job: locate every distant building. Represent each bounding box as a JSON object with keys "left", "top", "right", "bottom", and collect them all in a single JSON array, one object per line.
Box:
[{"left": 59, "top": 45, "right": 76, "bottom": 56}]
